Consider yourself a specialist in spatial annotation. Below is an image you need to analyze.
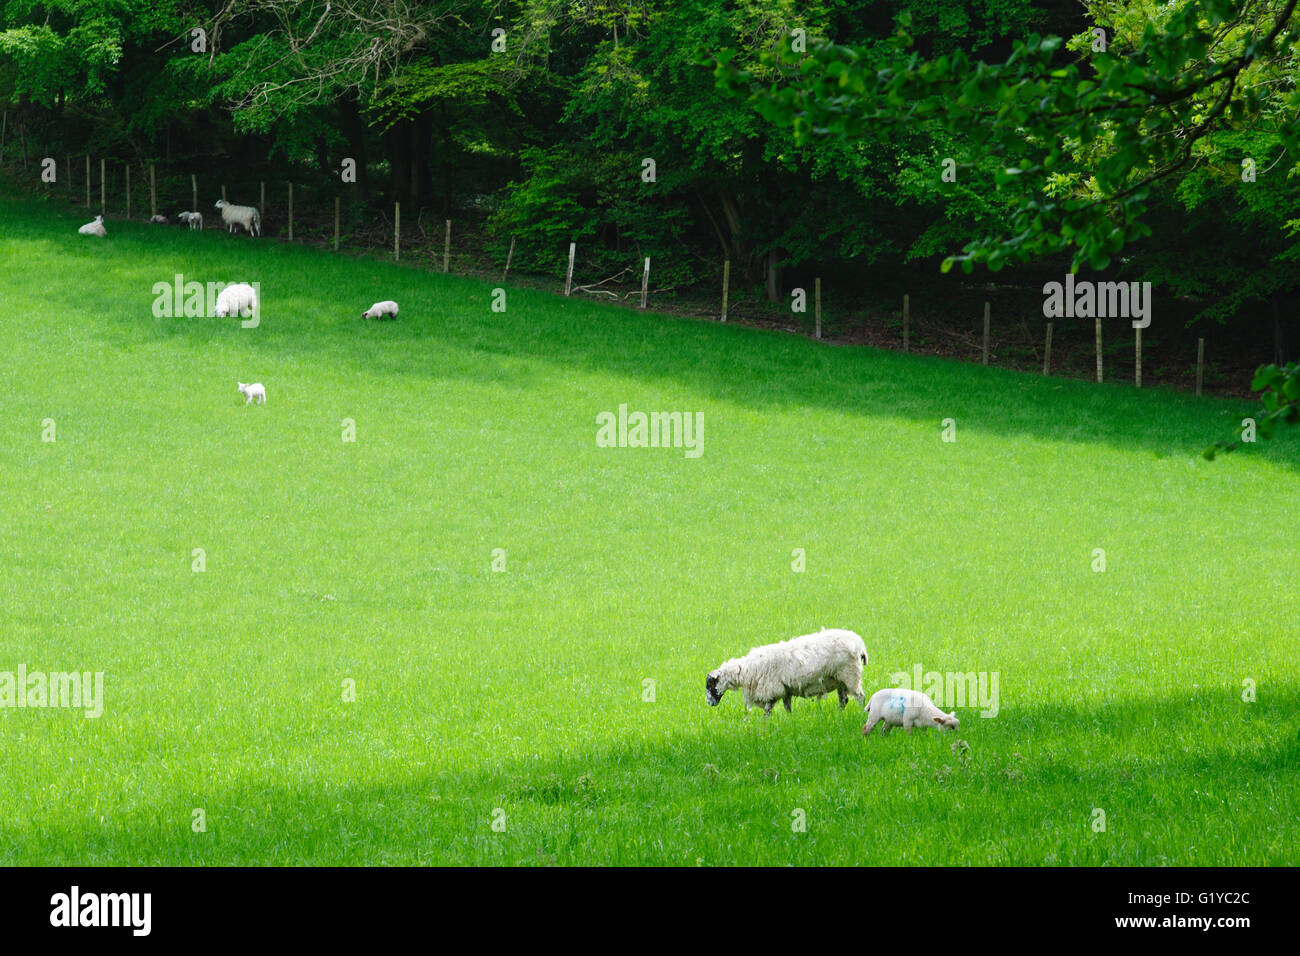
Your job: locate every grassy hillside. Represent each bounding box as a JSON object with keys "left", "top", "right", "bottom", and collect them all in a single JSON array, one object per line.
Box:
[{"left": 1, "top": 192, "right": 1296, "bottom": 865}]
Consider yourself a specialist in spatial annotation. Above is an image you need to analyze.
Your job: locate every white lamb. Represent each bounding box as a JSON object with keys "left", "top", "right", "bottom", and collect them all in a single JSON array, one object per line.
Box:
[
  {"left": 149, "top": 214, "right": 168, "bottom": 224},
  {"left": 77, "top": 215, "right": 106, "bottom": 237},
  {"left": 214, "top": 199, "right": 260, "bottom": 237},
  {"left": 862, "top": 688, "right": 960, "bottom": 736},
  {"left": 706, "top": 627, "right": 867, "bottom": 715},
  {"left": 237, "top": 382, "right": 266, "bottom": 405},
  {"left": 214, "top": 283, "right": 258, "bottom": 319},
  {"left": 361, "top": 300, "right": 399, "bottom": 320},
  {"left": 177, "top": 211, "right": 203, "bottom": 230}
]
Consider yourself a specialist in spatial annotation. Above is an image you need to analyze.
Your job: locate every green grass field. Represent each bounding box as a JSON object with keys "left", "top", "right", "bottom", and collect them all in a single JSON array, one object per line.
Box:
[{"left": 1, "top": 191, "right": 1297, "bottom": 866}]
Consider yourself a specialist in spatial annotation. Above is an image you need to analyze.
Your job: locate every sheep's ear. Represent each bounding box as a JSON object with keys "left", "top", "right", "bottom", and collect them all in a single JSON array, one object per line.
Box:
[{"left": 933, "top": 715, "right": 944, "bottom": 723}]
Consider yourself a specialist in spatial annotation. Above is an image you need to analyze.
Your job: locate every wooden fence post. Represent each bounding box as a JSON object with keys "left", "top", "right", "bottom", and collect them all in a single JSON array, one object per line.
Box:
[
  {"left": 333, "top": 196, "right": 340, "bottom": 251},
  {"left": 1044, "top": 323, "right": 1053, "bottom": 376},
  {"left": 394, "top": 202, "right": 400, "bottom": 260},
  {"left": 287, "top": 183, "right": 293, "bottom": 241},
  {"left": 1196, "top": 338, "right": 1205, "bottom": 396},
  {"left": 1095, "top": 317, "right": 1104, "bottom": 383},
  {"left": 903, "top": 294, "right": 910, "bottom": 352},
  {"left": 99, "top": 157, "right": 105, "bottom": 216},
  {"left": 1135, "top": 326, "right": 1143, "bottom": 388},
  {"left": 221, "top": 184, "right": 227, "bottom": 203},
  {"left": 149, "top": 164, "right": 156, "bottom": 220},
  {"left": 125, "top": 164, "right": 131, "bottom": 219},
  {"left": 443, "top": 219, "right": 451, "bottom": 273},
  {"left": 814, "top": 277, "right": 822, "bottom": 340},
  {"left": 721, "top": 260, "right": 730, "bottom": 322},
  {"left": 191, "top": 174, "right": 197, "bottom": 214},
  {"left": 259, "top": 181, "right": 265, "bottom": 219},
  {"left": 640, "top": 257, "right": 650, "bottom": 309},
  {"left": 982, "top": 301, "right": 990, "bottom": 365},
  {"left": 85, "top": 156, "right": 90, "bottom": 206},
  {"left": 564, "top": 242, "right": 575, "bottom": 295},
  {"left": 504, "top": 236, "right": 515, "bottom": 279}
]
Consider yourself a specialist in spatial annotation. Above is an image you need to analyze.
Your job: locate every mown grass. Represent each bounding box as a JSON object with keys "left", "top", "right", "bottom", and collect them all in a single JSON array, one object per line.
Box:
[{"left": 0, "top": 192, "right": 1297, "bottom": 865}]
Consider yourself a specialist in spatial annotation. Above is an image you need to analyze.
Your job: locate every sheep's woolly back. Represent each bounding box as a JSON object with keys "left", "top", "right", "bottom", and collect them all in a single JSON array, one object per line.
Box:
[
  {"left": 362, "top": 300, "right": 399, "bottom": 319},
  {"left": 215, "top": 283, "right": 258, "bottom": 318},
  {"left": 215, "top": 201, "right": 260, "bottom": 235},
  {"left": 717, "top": 628, "right": 867, "bottom": 708}
]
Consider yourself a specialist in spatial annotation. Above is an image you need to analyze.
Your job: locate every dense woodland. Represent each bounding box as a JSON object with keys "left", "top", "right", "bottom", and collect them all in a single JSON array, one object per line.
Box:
[{"left": 5, "top": 1, "right": 1300, "bottom": 407}]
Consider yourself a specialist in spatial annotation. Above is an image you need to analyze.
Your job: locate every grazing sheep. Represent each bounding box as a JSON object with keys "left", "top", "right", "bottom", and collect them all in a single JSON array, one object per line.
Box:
[
  {"left": 361, "top": 300, "right": 399, "bottom": 320},
  {"left": 214, "top": 283, "right": 258, "bottom": 319},
  {"left": 214, "top": 199, "right": 260, "bottom": 237},
  {"left": 237, "top": 382, "right": 266, "bottom": 405},
  {"left": 706, "top": 627, "right": 867, "bottom": 716},
  {"left": 77, "top": 215, "right": 106, "bottom": 237},
  {"left": 862, "top": 688, "right": 960, "bottom": 736},
  {"left": 149, "top": 214, "right": 168, "bottom": 224},
  {"left": 176, "top": 211, "right": 203, "bottom": 230}
]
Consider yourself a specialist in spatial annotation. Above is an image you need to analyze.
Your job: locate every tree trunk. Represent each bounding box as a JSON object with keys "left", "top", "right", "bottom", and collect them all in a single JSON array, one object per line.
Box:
[
  {"left": 765, "top": 248, "right": 782, "bottom": 303},
  {"left": 386, "top": 111, "right": 434, "bottom": 208},
  {"left": 340, "top": 98, "right": 369, "bottom": 199},
  {"left": 439, "top": 101, "right": 453, "bottom": 218}
]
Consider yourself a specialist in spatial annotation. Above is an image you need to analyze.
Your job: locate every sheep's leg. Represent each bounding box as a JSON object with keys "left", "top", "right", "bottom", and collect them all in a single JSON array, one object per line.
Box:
[
  {"left": 762, "top": 701, "right": 774, "bottom": 716},
  {"left": 863, "top": 717, "right": 880, "bottom": 736},
  {"left": 782, "top": 692, "right": 792, "bottom": 713},
  {"left": 881, "top": 723, "right": 892, "bottom": 736},
  {"left": 837, "top": 687, "right": 848, "bottom": 709}
]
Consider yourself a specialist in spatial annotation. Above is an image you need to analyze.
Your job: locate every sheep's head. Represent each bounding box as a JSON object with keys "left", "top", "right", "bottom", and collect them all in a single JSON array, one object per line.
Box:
[
  {"left": 705, "top": 673, "right": 723, "bottom": 706},
  {"left": 706, "top": 667, "right": 738, "bottom": 707},
  {"left": 215, "top": 200, "right": 226, "bottom": 210},
  {"left": 934, "top": 711, "right": 960, "bottom": 731}
]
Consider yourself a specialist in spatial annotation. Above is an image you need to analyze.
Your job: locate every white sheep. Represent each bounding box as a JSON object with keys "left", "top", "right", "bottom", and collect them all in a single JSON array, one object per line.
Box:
[
  {"left": 149, "top": 214, "right": 168, "bottom": 224},
  {"left": 77, "top": 215, "right": 106, "bottom": 237},
  {"left": 237, "top": 382, "right": 266, "bottom": 405},
  {"left": 214, "top": 283, "right": 258, "bottom": 319},
  {"left": 361, "top": 300, "right": 399, "bottom": 320},
  {"left": 177, "top": 211, "right": 203, "bottom": 230},
  {"left": 706, "top": 627, "right": 867, "bottom": 715},
  {"left": 214, "top": 200, "right": 260, "bottom": 237},
  {"left": 862, "top": 688, "right": 960, "bottom": 736}
]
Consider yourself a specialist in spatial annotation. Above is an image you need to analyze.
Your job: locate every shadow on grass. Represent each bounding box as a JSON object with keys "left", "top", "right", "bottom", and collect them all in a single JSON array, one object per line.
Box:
[{"left": 4, "top": 688, "right": 1296, "bottom": 865}]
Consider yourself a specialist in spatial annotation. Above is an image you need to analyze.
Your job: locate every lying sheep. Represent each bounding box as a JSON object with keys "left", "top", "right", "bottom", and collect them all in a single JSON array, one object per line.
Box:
[
  {"left": 149, "top": 214, "right": 168, "bottom": 224},
  {"left": 214, "top": 199, "right": 260, "bottom": 237},
  {"left": 706, "top": 627, "right": 867, "bottom": 716},
  {"left": 237, "top": 382, "right": 266, "bottom": 405},
  {"left": 862, "top": 688, "right": 960, "bottom": 736},
  {"left": 177, "top": 211, "right": 203, "bottom": 230},
  {"left": 362, "top": 300, "right": 399, "bottom": 320},
  {"left": 77, "top": 215, "right": 106, "bottom": 237},
  {"left": 214, "top": 283, "right": 258, "bottom": 319}
]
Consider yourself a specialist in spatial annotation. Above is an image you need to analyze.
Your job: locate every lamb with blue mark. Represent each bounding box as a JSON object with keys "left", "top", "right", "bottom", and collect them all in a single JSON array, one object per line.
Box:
[{"left": 862, "top": 688, "right": 959, "bottom": 736}]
